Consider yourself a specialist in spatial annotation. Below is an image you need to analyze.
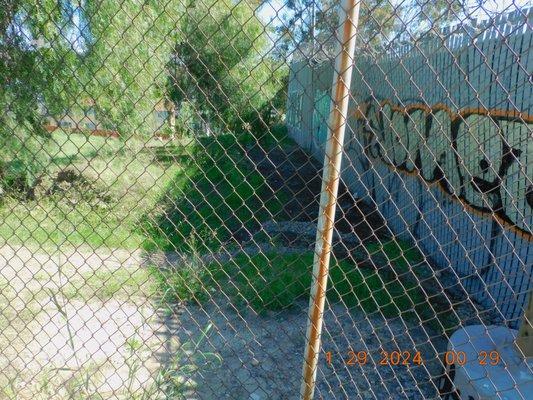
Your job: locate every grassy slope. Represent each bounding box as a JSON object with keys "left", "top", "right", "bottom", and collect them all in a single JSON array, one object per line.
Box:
[
  {"left": 0, "top": 131, "right": 286, "bottom": 252},
  {"left": 142, "top": 133, "right": 287, "bottom": 253},
  {"left": 0, "top": 131, "right": 181, "bottom": 250}
]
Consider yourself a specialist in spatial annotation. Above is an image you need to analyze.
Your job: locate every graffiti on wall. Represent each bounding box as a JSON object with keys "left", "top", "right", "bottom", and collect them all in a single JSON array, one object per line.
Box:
[
  {"left": 347, "top": 99, "right": 533, "bottom": 237},
  {"left": 287, "top": 92, "right": 303, "bottom": 129},
  {"left": 313, "top": 90, "right": 330, "bottom": 146}
]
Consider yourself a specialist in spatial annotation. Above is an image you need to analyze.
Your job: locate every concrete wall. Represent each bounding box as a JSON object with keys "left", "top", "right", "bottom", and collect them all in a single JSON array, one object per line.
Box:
[{"left": 287, "top": 8, "right": 533, "bottom": 327}]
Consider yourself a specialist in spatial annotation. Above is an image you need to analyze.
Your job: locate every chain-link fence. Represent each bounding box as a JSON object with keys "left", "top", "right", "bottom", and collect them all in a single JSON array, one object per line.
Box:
[{"left": 0, "top": 0, "right": 532, "bottom": 399}]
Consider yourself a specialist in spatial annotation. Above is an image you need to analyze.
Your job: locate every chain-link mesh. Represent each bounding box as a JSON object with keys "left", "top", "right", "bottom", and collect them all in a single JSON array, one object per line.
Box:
[{"left": 0, "top": 0, "right": 531, "bottom": 399}]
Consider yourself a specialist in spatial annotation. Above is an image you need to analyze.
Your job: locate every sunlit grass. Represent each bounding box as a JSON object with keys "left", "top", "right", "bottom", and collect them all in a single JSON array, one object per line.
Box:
[
  {"left": 153, "top": 251, "right": 428, "bottom": 318},
  {"left": 0, "top": 130, "right": 180, "bottom": 250},
  {"left": 62, "top": 266, "right": 156, "bottom": 301}
]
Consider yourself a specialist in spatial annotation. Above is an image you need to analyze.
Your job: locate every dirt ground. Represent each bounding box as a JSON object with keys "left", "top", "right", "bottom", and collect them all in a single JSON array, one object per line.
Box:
[
  {"left": 0, "top": 243, "right": 447, "bottom": 399},
  {"left": 246, "top": 143, "right": 391, "bottom": 243},
  {"left": 1, "top": 143, "right": 453, "bottom": 399},
  {"left": 0, "top": 246, "right": 162, "bottom": 399}
]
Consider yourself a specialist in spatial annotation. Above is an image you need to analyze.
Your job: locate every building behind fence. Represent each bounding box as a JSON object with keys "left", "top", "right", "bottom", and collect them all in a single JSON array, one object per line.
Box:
[{"left": 287, "top": 7, "right": 533, "bottom": 328}]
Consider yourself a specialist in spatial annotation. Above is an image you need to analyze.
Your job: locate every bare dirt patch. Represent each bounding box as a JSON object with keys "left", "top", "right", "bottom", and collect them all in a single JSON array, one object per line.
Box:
[
  {"left": 246, "top": 143, "right": 390, "bottom": 242},
  {"left": 156, "top": 297, "right": 447, "bottom": 399},
  {"left": 0, "top": 245, "right": 162, "bottom": 399}
]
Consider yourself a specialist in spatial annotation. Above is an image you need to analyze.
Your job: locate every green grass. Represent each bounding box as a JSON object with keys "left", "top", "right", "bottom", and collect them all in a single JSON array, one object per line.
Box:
[
  {"left": 0, "top": 130, "right": 180, "bottom": 250},
  {"left": 142, "top": 133, "right": 287, "bottom": 253},
  {"left": 0, "top": 130, "right": 287, "bottom": 253},
  {"left": 62, "top": 267, "right": 156, "bottom": 301},
  {"left": 152, "top": 240, "right": 460, "bottom": 333},
  {"left": 366, "top": 239, "right": 424, "bottom": 270},
  {"left": 365, "top": 239, "right": 461, "bottom": 332},
  {"left": 153, "top": 251, "right": 429, "bottom": 318}
]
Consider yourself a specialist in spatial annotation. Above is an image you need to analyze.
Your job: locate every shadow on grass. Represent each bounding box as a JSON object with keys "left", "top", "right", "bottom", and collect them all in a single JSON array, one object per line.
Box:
[
  {"left": 140, "top": 133, "right": 288, "bottom": 254},
  {"left": 150, "top": 249, "right": 435, "bottom": 319},
  {"left": 140, "top": 132, "right": 461, "bottom": 336}
]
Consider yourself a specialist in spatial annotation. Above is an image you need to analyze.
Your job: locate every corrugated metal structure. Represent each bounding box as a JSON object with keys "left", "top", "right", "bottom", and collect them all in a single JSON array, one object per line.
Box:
[{"left": 287, "top": 8, "right": 533, "bottom": 327}]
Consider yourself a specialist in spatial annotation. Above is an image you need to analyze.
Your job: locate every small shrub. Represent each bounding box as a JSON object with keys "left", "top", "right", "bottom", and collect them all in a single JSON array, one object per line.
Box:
[
  {"left": 152, "top": 244, "right": 211, "bottom": 305},
  {"left": 0, "top": 120, "right": 52, "bottom": 196}
]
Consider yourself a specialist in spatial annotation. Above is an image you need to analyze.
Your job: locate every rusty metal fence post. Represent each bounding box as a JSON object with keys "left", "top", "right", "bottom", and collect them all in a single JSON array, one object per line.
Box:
[
  {"left": 1, "top": 1, "right": 532, "bottom": 399},
  {"left": 300, "top": 1, "right": 361, "bottom": 398}
]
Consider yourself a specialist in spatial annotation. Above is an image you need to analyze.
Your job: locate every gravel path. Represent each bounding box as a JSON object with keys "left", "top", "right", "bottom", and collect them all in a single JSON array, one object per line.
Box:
[{"left": 162, "top": 297, "right": 448, "bottom": 399}]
